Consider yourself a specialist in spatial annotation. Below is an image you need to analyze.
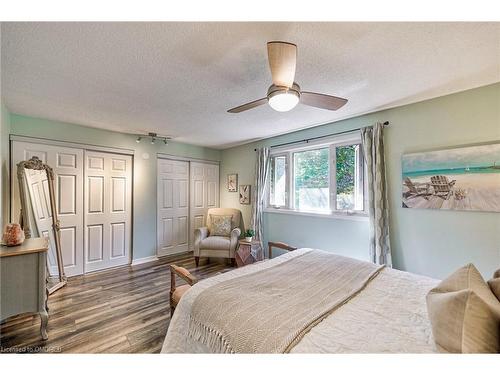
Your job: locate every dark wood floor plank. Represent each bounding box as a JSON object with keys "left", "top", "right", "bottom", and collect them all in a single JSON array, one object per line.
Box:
[{"left": 0, "top": 254, "right": 232, "bottom": 353}]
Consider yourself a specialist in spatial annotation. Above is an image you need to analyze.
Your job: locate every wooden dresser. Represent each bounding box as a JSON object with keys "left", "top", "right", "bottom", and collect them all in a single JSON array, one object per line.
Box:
[{"left": 0, "top": 237, "right": 49, "bottom": 340}]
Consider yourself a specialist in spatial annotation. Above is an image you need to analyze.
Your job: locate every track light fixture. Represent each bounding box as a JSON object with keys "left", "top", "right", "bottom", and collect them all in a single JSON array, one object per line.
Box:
[{"left": 134, "top": 132, "right": 171, "bottom": 146}]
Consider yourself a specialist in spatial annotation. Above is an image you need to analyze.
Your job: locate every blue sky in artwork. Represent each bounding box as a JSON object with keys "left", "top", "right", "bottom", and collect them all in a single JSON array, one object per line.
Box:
[{"left": 402, "top": 143, "right": 500, "bottom": 173}]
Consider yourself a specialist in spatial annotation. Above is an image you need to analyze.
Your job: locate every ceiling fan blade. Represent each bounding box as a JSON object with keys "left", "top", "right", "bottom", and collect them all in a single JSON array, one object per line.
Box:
[
  {"left": 227, "top": 98, "right": 268, "bottom": 113},
  {"left": 267, "top": 41, "right": 297, "bottom": 88},
  {"left": 300, "top": 91, "right": 348, "bottom": 111}
]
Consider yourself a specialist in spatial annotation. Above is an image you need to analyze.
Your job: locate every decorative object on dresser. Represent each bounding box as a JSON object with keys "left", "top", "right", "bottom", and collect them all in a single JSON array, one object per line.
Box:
[
  {"left": 239, "top": 184, "right": 251, "bottom": 204},
  {"left": 2, "top": 223, "right": 25, "bottom": 246},
  {"left": 193, "top": 208, "right": 244, "bottom": 267},
  {"left": 0, "top": 237, "right": 49, "bottom": 340},
  {"left": 235, "top": 239, "right": 263, "bottom": 267},
  {"left": 17, "top": 156, "right": 67, "bottom": 294},
  {"left": 227, "top": 173, "right": 238, "bottom": 192},
  {"left": 169, "top": 264, "right": 197, "bottom": 317}
]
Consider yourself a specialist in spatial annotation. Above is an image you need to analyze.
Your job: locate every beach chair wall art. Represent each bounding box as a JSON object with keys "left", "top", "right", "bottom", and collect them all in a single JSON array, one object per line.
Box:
[{"left": 402, "top": 143, "right": 500, "bottom": 212}]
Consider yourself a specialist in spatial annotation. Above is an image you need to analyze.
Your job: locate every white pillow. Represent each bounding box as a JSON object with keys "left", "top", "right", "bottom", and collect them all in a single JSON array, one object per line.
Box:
[
  {"left": 488, "top": 269, "right": 500, "bottom": 302},
  {"left": 426, "top": 264, "right": 500, "bottom": 353}
]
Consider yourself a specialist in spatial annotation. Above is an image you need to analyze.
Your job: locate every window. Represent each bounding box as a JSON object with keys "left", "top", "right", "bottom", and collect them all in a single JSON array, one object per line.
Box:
[
  {"left": 335, "top": 144, "right": 364, "bottom": 211},
  {"left": 293, "top": 148, "right": 330, "bottom": 211},
  {"left": 270, "top": 155, "right": 287, "bottom": 207},
  {"left": 268, "top": 135, "right": 366, "bottom": 215}
]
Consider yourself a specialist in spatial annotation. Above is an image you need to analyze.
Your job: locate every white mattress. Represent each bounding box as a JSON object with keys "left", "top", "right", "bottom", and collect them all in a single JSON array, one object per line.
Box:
[{"left": 162, "top": 248, "right": 440, "bottom": 353}]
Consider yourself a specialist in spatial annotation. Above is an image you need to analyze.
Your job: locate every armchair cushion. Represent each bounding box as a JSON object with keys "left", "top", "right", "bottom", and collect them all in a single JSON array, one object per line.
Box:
[
  {"left": 200, "top": 236, "right": 231, "bottom": 250},
  {"left": 171, "top": 284, "right": 191, "bottom": 305},
  {"left": 207, "top": 208, "right": 243, "bottom": 234},
  {"left": 209, "top": 215, "right": 232, "bottom": 237}
]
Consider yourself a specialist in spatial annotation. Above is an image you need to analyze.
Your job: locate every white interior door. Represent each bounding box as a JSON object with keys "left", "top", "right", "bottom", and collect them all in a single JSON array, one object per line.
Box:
[
  {"left": 85, "top": 151, "right": 132, "bottom": 272},
  {"left": 190, "top": 162, "right": 219, "bottom": 245},
  {"left": 157, "top": 159, "right": 190, "bottom": 256},
  {"left": 11, "top": 141, "right": 84, "bottom": 276}
]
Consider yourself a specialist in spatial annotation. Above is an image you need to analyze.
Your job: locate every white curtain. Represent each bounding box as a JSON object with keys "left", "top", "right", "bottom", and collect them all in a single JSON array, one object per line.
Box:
[
  {"left": 361, "top": 123, "right": 392, "bottom": 266},
  {"left": 251, "top": 147, "right": 270, "bottom": 253}
]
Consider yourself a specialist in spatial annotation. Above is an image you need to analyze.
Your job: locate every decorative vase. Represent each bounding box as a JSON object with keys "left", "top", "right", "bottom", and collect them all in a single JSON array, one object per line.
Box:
[
  {"left": 245, "top": 236, "right": 253, "bottom": 242},
  {"left": 2, "top": 223, "right": 25, "bottom": 247}
]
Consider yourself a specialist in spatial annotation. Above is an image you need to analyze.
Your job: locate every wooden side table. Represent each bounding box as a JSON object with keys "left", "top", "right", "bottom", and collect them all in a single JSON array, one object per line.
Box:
[
  {"left": 0, "top": 237, "right": 49, "bottom": 340},
  {"left": 235, "top": 239, "right": 263, "bottom": 267}
]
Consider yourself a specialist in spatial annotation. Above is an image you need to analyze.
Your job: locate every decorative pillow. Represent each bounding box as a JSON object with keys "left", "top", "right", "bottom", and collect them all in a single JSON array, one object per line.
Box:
[
  {"left": 488, "top": 269, "right": 500, "bottom": 302},
  {"left": 209, "top": 215, "right": 232, "bottom": 237},
  {"left": 426, "top": 263, "right": 500, "bottom": 353}
]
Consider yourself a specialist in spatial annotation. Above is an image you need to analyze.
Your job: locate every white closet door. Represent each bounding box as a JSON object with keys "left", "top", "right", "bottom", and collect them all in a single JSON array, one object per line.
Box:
[
  {"left": 190, "top": 162, "right": 219, "bottom": 245},
  {"left": 157, "top": 159, "right": 190, "bottom": 256},
  {"left": 11, "top": 141, "right": 84, "bottom": 276},
  {"left": 85, "top": 151, "right": 132, "bottom": 272}
]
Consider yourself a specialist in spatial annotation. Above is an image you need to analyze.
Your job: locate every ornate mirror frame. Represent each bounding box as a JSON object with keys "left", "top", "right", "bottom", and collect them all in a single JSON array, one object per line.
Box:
[{"left": 17, "top": 156, "right": 67, "bottom": 294}]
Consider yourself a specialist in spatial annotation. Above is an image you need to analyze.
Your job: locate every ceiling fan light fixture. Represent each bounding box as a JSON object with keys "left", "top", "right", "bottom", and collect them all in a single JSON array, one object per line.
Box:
[{"left": 267, "top": 84, "right": 300, "bottom": 112}]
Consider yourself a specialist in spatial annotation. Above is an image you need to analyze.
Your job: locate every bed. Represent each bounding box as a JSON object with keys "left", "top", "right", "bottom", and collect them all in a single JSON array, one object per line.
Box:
[{"left": 161, "top": 248, "right": 440, "bottom": 353}]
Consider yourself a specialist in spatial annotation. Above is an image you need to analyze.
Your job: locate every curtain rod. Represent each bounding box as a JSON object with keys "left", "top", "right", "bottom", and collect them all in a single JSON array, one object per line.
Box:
[{"left": 254, "top": 121, "right": 389, "bottom": 151}]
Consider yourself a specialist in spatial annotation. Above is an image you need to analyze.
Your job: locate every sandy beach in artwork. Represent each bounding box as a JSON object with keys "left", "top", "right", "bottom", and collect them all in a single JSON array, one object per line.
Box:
[{"left": 403, "top": 172, "right": 500, "bottom": 212}]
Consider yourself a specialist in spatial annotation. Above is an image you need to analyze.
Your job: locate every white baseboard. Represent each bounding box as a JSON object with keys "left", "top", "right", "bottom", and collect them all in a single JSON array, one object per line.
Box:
[{"left": 131, "top": 255, "right": 159, "bottom": 266}]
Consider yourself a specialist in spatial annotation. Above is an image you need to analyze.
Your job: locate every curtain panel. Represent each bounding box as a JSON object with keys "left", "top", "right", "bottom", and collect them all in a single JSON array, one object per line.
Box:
[
  {"left": 251, "top": 147, "right": 270, "bottom": 253},
  {"left": 361, "top": 123, "right": 392, "bottom": 266}
]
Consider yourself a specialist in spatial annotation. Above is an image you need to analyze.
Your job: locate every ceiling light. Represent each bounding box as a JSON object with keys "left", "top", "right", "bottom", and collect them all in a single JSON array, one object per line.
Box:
[
  {"left": 136, "top": 132, "right": 169, "bottom": 146},
  {"left": 267, "top": 85, "right": 300, "bottom": 112}
]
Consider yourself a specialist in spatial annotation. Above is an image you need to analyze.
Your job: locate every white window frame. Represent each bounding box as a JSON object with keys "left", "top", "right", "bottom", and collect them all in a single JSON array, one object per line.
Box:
[
  {"left": 266, "top": 132, "right": 368, "bottom": 220},
  {"left": 269, "top": 152, "right": 290, "bottom": 209}
]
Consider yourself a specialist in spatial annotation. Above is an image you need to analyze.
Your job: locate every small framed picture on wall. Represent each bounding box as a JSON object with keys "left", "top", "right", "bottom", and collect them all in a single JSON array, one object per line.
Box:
[
  {"left": 239, "top": 185, "right": 251, "bottom": 205},
  {"left": 227, "top": 173, "right": 238, "bottom": 192}
]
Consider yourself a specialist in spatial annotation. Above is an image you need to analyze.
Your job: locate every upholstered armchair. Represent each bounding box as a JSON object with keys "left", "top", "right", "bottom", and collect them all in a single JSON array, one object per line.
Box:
[{"left": 194, "top": 208, "right": 244, "bottom": 267}]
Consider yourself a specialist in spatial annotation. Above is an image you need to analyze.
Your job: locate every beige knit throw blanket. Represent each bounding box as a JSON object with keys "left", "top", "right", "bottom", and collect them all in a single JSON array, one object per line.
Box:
[{"left": 188, "top": 250, "right": 385, "bottom": 353}]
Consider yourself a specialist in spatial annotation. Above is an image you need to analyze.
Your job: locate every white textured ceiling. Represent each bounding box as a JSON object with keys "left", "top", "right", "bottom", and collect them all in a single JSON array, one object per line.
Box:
[{"left": 1, "top": 22, "right": 499, "bottom": 149}]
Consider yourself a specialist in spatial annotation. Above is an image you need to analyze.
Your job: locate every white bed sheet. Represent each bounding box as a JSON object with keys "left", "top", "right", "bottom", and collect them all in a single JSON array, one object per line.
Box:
[{"left": 161, "top": 248, "right": 439, "bottom": 353}]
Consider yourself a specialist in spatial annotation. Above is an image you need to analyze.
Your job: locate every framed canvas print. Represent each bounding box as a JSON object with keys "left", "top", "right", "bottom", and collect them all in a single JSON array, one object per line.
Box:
[
  {"left": 239, "top": 185, "right": 251, "bottom": 205},
  {"left": 402, "top": 143, "right": 500, "bottom": 212},
  {"left": 227, "top": 173, "right": 238, "bottom": 192}
]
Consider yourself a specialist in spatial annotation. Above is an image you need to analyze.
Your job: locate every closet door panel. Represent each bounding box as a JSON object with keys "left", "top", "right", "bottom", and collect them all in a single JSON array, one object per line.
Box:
[
  {"left": 189, "top": 162, "right": 220, "bottom": 247},
  {"left": 11, "top": 141, "right": 84, "bottom": 276},
  {"left": 84, "top": 151, "right": 132, "bottom": 272},
  {"left": 157, "top": 159, "right": 190, "bottom": 256}
]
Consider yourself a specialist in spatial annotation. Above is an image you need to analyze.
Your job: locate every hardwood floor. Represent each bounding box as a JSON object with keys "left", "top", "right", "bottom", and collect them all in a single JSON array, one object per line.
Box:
[{"left": 0, "top": 254, "right": 233, "bottom": 353}]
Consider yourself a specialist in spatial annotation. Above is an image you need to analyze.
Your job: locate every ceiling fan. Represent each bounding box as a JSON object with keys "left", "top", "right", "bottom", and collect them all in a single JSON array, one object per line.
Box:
[{"left": 228, "top": 41, "right": 348, "bottom": 113}]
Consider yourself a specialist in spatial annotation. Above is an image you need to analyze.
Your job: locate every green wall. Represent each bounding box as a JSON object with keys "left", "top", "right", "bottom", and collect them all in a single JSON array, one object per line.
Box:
[
  {"left": 220, "top": 83, "right": 500, "bottom": 279},
  {"left": 3, "top": 83, "right": 499, "bottom": 277},
  {"left": 8, "top": 114, "right": 221, "bottom": 260},
  {"left": 0, "top": 103, "right": 10, "bottom": 228}
]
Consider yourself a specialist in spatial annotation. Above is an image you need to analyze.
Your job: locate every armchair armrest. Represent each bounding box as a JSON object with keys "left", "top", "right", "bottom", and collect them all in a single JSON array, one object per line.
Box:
[
  {"left": 170, "top": 264, "right": 197, "bottom": 293},
  {"left": 194, "top": 227, "right": 209, "bottom": 255},
  {"left": 229, "top": 227, "right": 241, "bottom": 252},
  {"left": 194, "top": 227, "right": 209, "bottom": 241},
  {"left": 268, "top": 241, "right": 297, "bottom": 259}
]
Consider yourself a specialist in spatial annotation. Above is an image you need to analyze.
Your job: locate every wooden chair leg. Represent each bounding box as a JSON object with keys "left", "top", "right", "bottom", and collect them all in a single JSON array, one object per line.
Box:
[{"left": 195, "top": 256, "right": 199, "bottom": 267}]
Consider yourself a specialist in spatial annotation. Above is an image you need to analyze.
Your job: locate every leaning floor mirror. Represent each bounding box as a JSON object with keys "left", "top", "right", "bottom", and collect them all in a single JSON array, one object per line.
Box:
[{"left": 17, "top": 156, "right": 67, "bottom": 294}]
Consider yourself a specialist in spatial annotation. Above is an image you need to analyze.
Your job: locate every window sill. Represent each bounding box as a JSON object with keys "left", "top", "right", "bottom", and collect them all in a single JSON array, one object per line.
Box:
[{"left": 263, "top": 207, "right": 369, "bottom": 221}]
